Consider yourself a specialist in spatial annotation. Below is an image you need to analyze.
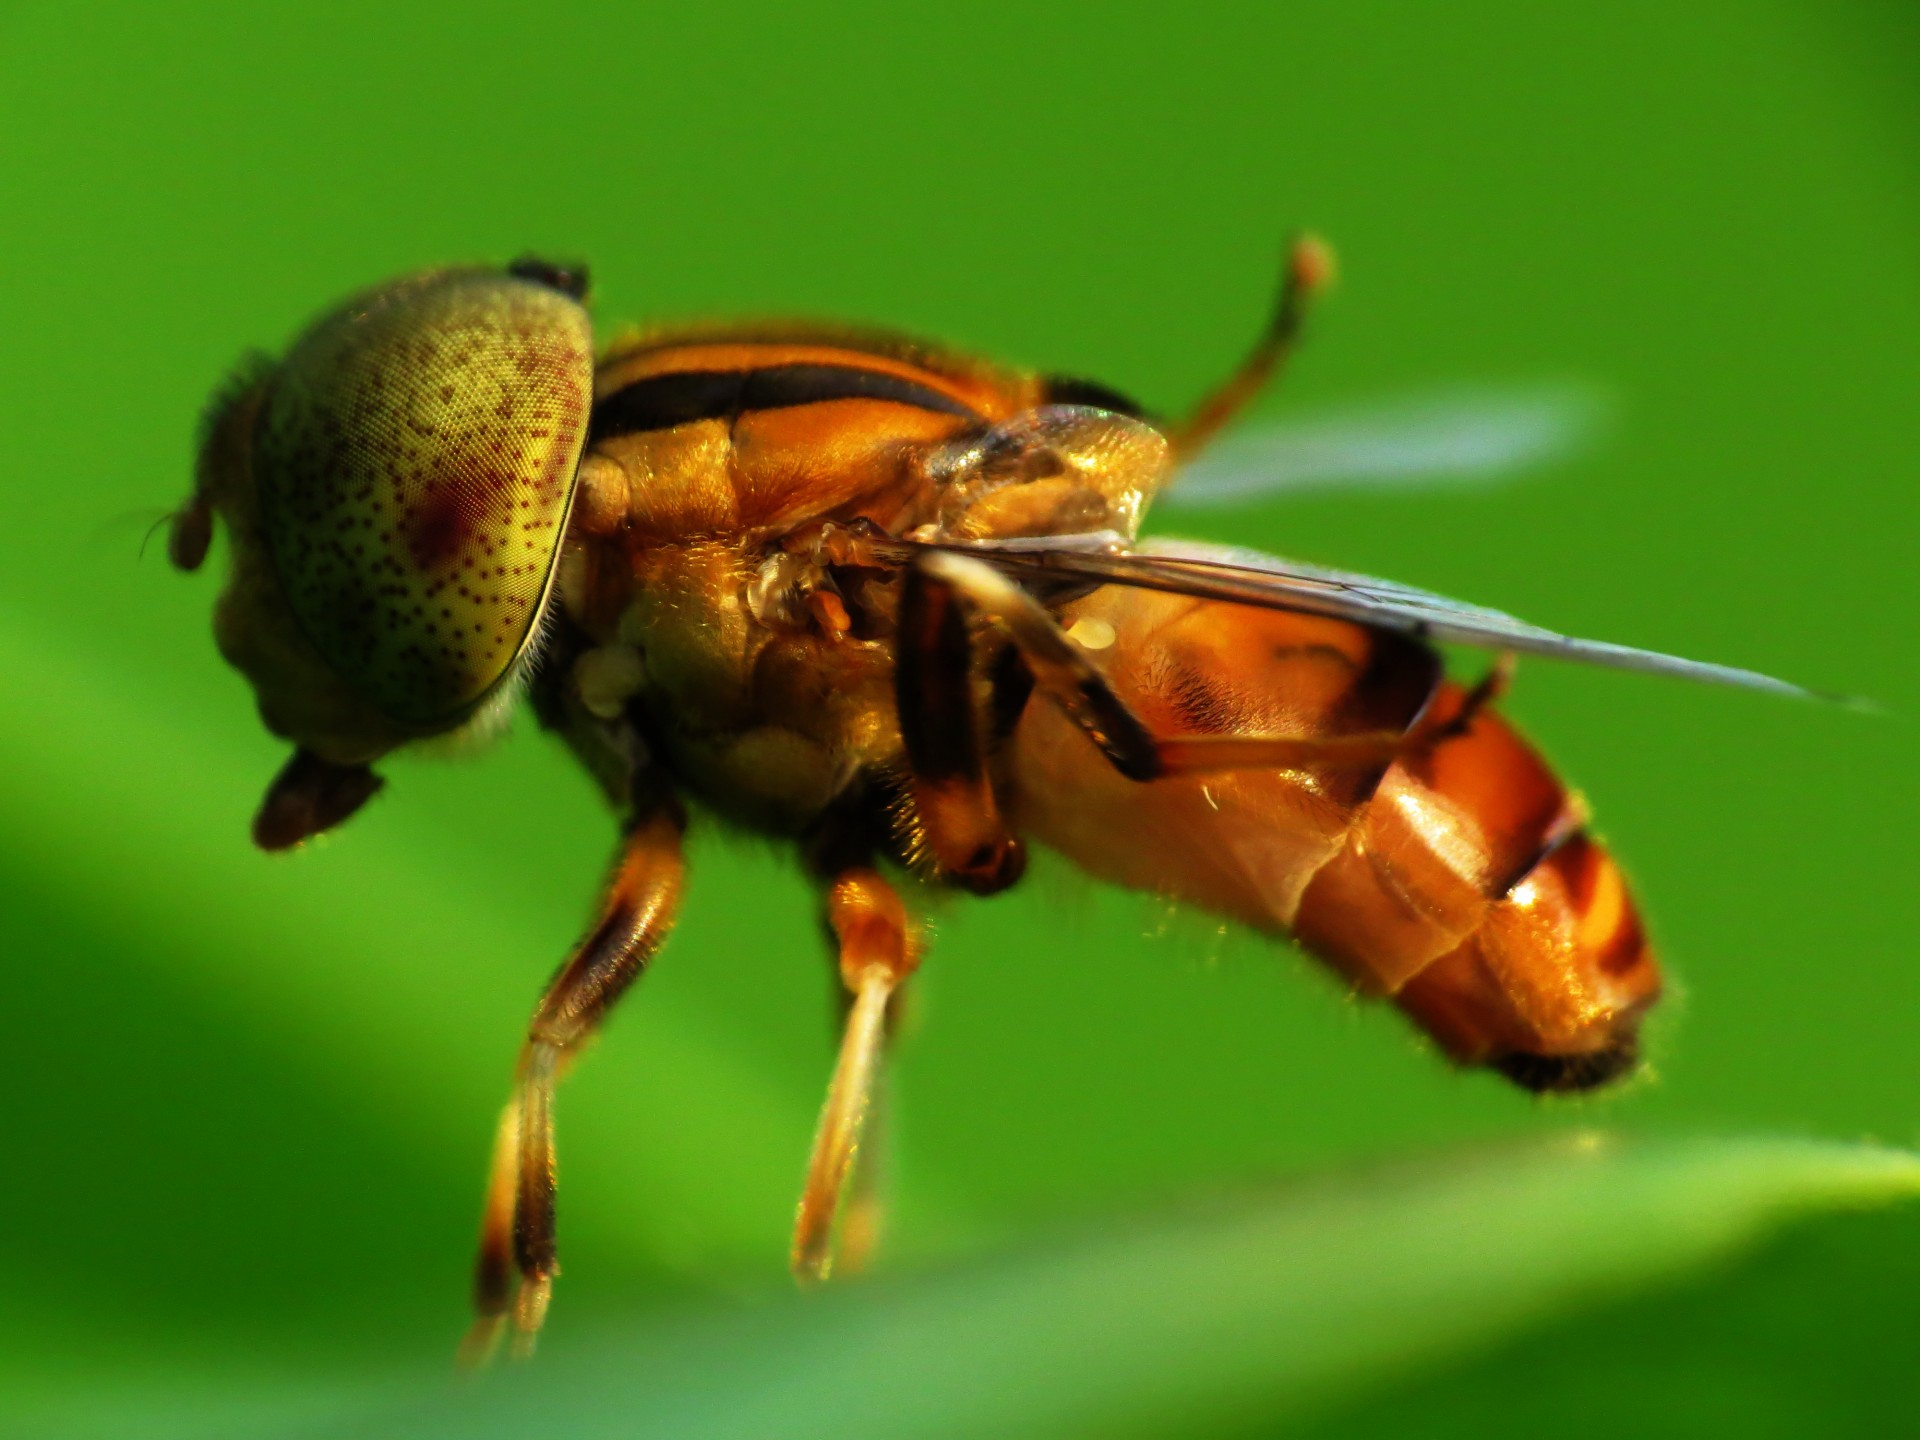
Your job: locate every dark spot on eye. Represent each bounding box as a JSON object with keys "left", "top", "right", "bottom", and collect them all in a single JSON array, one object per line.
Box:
[{"left": 407, "top": 488, "right": 474, "bottom": 571}]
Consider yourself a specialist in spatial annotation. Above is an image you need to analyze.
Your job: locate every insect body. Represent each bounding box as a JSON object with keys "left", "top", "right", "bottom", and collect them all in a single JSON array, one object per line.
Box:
[{"left": 171, "top": 242, "right": 1809, "bottom": 1359}]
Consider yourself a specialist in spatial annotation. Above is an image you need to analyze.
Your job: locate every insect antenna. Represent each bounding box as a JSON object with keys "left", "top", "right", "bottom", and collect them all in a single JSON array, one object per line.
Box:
[{"left": 1169, "top": 231, "right": 1337, "bottom": 462}]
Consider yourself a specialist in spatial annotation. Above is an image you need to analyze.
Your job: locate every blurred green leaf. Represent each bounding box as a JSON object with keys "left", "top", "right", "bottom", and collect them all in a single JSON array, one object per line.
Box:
[
  {"left": 1295, "top": 1202, "right": 1920, "bottom": 1439},
  {"left": 38, "top": 1135, "right": 1919, "bottom": 1439}
]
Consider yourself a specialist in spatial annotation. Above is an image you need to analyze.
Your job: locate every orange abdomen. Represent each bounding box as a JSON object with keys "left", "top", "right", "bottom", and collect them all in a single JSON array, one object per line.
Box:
[{"left": 1007, "top": 586, "right": 1661, "bottom": 1091}]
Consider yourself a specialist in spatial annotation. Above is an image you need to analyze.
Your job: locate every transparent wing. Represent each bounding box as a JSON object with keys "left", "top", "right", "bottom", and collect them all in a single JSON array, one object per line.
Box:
[
  {"left": 906, "top": 533, "right": 1833, "bottom": 702},
  {"left": 1160, "top": 382, "right": 1606, "bottom": 509}
]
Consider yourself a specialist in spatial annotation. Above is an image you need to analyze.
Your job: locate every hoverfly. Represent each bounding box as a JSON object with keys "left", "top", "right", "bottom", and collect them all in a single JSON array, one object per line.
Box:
[{"left": 169, "top": 242, "right": 1817, "bottom": 1361}]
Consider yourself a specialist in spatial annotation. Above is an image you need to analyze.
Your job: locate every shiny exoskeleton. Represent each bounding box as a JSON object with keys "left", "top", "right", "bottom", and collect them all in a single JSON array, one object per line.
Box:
[{"left": 172, "top": 242, "right": 1808, "bottom": 1360}]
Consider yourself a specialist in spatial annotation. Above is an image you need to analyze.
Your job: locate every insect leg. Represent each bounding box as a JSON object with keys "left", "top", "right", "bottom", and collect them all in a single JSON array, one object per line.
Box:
[
  {"left": 1167, "top": 233, "right": 1336, "bottom": 463},
  {"left": 792, "top": 867, "right": 919, "bottom": 1284},
  {"left": 800, "top": 991, "right": 894, "bottom": 1282},
  {"left": 912, "top": 551, "right": 1487, "bottom": 780},
  {"left": 461, "top": 800, "right": 687, "bottom": 1366},
  {"left": 833, "top": 1076, "right": 890, "bottom": 1277},
  {"left": 897, "top": 557, "right": 1027, "bottom": 892}
]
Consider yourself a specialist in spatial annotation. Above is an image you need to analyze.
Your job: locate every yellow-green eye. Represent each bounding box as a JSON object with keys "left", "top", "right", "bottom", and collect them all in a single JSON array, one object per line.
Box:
[{"left": 253, "top": 267, "right": 594, "bottom": 726}]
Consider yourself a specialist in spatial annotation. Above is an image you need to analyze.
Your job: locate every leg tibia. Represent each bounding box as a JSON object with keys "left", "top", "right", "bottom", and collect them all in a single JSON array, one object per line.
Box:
[{"left": 792, "top": 869, "right": 919, "bottom": 1284}]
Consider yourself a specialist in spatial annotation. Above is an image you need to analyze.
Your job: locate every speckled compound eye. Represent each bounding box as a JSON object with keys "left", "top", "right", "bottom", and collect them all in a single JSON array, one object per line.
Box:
[{"left": 254, "top": 268, "right": 594, "bottom": 726}]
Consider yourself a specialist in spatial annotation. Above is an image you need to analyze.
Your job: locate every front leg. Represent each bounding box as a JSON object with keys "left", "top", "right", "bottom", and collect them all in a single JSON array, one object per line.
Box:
[{"left": 462, "top": 796, "right": 687, "bottom": 1365}]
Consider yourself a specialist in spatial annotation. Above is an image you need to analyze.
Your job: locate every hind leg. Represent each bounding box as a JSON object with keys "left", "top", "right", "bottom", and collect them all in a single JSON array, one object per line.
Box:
[{"left": 901, "top": 551, "right": 1492, "bottom": 787}]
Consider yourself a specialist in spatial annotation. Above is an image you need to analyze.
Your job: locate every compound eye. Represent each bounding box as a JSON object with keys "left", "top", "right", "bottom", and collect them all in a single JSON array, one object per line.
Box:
[{"left": 255, "top": 268, "right": 594, "bottom": 727}]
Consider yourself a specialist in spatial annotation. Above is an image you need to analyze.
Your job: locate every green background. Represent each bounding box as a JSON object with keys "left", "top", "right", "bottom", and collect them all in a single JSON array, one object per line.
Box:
[{"left": 2, "top": 1, "right": 1916, "bottom": 1434}]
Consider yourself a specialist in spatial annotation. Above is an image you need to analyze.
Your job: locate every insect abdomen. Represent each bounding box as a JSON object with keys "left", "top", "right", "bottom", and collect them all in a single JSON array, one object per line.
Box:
[
  {"left": 1007, "top": 587, "right": 1661, "bottom": 1090},
  {"left": 1290, "top": 681, "right": 1657, "bottom": 1089}
]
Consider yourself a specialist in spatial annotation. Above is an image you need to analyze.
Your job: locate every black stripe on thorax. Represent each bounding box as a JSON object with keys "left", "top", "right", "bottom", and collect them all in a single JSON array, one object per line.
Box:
[
  {"left": 590, "top": 362, "right": 981, "bottom": 443},
  {"left": 1040, "top": 374, "right": 1147, "bottom": 418}
]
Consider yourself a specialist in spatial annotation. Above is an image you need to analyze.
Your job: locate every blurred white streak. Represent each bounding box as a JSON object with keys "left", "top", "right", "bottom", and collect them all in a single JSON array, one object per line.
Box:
[{"left": 1161, "top": 382, "right": 1610, "bottom": 509}]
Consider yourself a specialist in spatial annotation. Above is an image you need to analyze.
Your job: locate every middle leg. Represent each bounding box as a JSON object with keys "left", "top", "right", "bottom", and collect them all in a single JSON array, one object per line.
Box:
[{"left": 792, "top": 866, "right": 920, "bottom": 1284}]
